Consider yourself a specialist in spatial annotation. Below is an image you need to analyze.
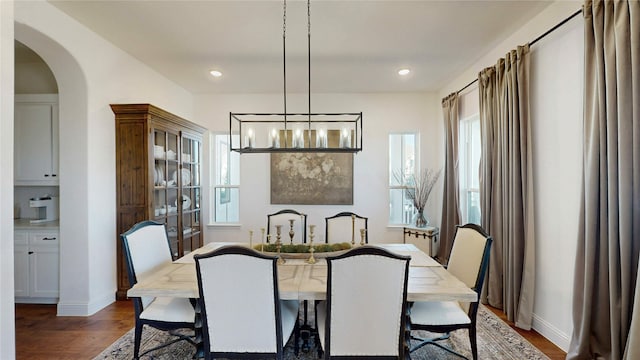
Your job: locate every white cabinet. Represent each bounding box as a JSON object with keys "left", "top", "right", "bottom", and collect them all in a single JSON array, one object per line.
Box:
[
  {"left": 13, "top": 232, "right": 30, "bottom": 298},
  {"left": 14, "top": 229, "right": 59, "bottom": 303},
  {"left": 14, "top": 94, "right": 59, "bottom": 185}
]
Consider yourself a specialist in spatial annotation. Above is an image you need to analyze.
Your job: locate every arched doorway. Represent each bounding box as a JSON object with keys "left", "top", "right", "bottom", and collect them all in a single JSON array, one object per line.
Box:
[{"left": 15, "top": 22, "right": 92, "bottom": 316}]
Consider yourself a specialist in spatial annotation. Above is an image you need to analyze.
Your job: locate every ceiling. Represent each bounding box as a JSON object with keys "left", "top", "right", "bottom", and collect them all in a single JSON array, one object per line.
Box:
[{"left": 47, "top": 0, "right": 552, "bottom": 94}]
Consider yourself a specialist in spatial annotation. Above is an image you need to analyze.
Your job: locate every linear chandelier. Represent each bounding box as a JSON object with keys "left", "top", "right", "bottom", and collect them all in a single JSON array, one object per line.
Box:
[{"left": 230, "top": 0, "right": 363, "bottom": 153}]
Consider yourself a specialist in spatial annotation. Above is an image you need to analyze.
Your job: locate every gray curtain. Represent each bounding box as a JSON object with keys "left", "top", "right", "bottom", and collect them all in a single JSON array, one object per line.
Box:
[
  {"left": 438, "top": 93, "right": 461, "bottom": 263},
  {"left": 477, "top": 44, "right": 536, "bottom": 330},
  {"left": 568, "top": 1, "right": 640, "bottom": 359},
  {"left": 625, "top": 259, "right": 640, "bottom": 359}
]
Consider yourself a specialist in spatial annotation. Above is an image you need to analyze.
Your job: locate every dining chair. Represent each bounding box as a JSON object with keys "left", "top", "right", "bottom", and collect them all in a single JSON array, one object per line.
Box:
[
  {"left": 121, "top": 220, "right": 196, "bottom": 359},
  {"left": 324, "top": 211, "right": 368, "bottom": 244},
  {"left": 194, "top": 245, "right": 299, "bottom": 360},
  {"left": 316, "top": 246, "right": 411, "bottom": 359},
  {"left": 409, "top": 223, "right": 492, "bottom": 360},
  {"left": 267, "top": 209, "right": 308, "bottom": 243}
]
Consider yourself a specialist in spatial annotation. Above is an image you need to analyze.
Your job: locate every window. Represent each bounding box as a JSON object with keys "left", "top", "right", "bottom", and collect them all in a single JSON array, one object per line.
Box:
[
  {"left": 388, "top": 133, "right": 418, "bottom": 225},
  {"left": 459, "top": 114, "right": 481, "bottom": 224},
  {"left": 211, "top": 133, "right": 240, "bottom": 224}
]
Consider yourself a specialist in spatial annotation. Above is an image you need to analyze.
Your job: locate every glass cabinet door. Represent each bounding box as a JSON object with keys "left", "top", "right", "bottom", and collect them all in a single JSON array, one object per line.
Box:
[
  {"left": 153, "top": 128, "right": 181, "bottom": 258},
  {"left": 179, "top": 135, "right": 202, "bottom": 256}
]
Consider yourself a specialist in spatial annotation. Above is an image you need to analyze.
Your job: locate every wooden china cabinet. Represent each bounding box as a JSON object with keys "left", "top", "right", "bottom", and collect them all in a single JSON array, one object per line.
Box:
[{"left": 112, "top": 104, "right": 206, "bottom": 300}]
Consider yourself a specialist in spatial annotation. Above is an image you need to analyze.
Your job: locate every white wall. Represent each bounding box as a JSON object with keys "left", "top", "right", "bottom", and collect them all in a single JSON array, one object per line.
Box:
[
  {"left": 0, "top": 1, "right": 16, "bottom": 358},
  {"left": 438, "top": 1, "right": 583, "bottom": 351},
  {"left": 195, "top": 92, "right": 441, "bottom": 244},
  {"left": 529, "top": 14, "right": 583, "bottom": 350},
  {"left": 12, "top": 0, "right": 196, "bottom": 316},
  {"left": 15, "top": 56, "right": 58, "bottom": 93}
]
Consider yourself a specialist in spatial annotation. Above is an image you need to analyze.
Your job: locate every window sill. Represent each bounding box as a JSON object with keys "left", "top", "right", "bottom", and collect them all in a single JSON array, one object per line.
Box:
[
  {"left": 387, "top": 224, "right": 410, "bottom": 229},
  {"left": 207, "top": 223, "right": 242, "bottom": 228}
]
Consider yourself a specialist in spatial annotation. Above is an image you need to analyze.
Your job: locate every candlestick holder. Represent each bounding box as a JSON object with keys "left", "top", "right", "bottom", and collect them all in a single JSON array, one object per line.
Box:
[
  {"left": 360, "top": 228, "right": 367, "bottom": 246},
  {"left": 351, "top": 214, "right": 356, "bottom": 246},
  {"left": 275, "top": 225, "right": 285, "bottom": 264},
  {"left": 249, "top": 230, "right": 254, "bottom": 248},
  {"left": 260, "top": 228, "right": 265, "bottom": 252},
  {"left": 288, "top": 219, "right": 296, "bottom": 245},
  {"left": 307, "top": 225, "right": 316, "bottom": 264}
]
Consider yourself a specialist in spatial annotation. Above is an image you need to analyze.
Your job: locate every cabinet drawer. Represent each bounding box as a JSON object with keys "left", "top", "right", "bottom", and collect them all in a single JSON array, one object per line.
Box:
[
  {"left": 15, "top": 232, "right": 28, "bottom": 245},
  {"left": 29, "top": 232, "right": 59, "bottom": 246}
]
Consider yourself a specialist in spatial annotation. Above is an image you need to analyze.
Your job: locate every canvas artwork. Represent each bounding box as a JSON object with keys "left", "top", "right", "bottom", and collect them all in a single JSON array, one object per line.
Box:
[{"left": 270, "top": 152, "right": 353, "bottom": 205}]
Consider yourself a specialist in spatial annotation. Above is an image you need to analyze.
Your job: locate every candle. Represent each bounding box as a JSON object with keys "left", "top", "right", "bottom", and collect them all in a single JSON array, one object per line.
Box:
[
  {"left": 340, "top": 128, "right": 351, "bottom": 148},
  {"left": 245, "top": 128, "right": 255, "bottom": 148},
  {"left": 293, "top": 128, "right": 304, "bottom": 148},
  {"left": 270, "top": 128, "right": 280, "bottom": 148},
  {"left": 316, "top": 128, "right": 327, "bottom": 148}
]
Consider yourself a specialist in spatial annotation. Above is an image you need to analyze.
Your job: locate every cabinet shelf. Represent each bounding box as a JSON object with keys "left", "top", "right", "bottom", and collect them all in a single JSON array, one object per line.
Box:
[
  {"left": 183, "top": 230, "right": 202, "bottom": 239},
  {"left": 154, "top": 186, "right": 179, "bottom": 190}
]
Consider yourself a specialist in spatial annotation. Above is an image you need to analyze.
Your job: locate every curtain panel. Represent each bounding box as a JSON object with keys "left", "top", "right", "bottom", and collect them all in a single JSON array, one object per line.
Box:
[
  {"left": 477, "top": 44, "right": 536, "bottom": 329},
  {"left": 438, "top": 93, "right": 461, "bottom": 263},
  {"left": 568, "top": 1, "right": 640, "bottom": 359}
]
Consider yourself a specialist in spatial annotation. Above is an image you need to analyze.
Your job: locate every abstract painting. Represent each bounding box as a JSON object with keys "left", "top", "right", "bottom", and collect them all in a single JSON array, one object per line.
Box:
[{"left": 270, "top": 152, "right": 353, "bottom": 205}]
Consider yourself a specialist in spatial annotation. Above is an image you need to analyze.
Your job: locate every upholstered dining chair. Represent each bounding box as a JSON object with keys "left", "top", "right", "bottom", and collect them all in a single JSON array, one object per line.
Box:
[
  {"left": 121, "top": 220, "right": 196, "bottom": 359},
  {"left": 324, "top": 211, "right": 368, "bottom": 244},
  {"left": 409, "top": 223, "right": 492, "bottom": 360},
  {"left": 316, "top": 246, "right": 411, "bottom": 359},
  {"left": 194, "top": 245, "right": 299, "bottom": 360},
  {"left": 267, "top": 209, "right": 308, "bottom": 244}
]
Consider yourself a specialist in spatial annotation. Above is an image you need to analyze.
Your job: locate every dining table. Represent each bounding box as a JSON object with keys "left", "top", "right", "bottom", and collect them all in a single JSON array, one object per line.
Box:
[
  {"left": 126, "top": 242, "right": 477, "bottom": 358},
  {"left": 128, "top": 242, "right": 476, "bottom": 302}
]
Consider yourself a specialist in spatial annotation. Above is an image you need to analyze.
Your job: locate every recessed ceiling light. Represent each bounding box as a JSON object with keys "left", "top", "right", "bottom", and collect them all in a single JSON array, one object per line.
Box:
[
  {"left": 398, "top": 68, "right": 411, "bottom": 76},
  {"left": 210, "top": 70, "right": 222, "bottom": 78}
]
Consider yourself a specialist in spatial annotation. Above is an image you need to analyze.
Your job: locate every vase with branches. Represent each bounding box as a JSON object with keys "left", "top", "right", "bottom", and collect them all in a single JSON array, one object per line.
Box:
[{"left": 395, "top": 168, "right": 442, "bottom": 227}]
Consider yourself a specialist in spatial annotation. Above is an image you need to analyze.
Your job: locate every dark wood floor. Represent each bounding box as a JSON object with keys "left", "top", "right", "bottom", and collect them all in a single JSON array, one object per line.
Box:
[
  {"left": 15, "top": 301, "right": 566, "bottom": 359},
  {"left": 15, "top": 301, "right": 134, "bottom": 359},
  {"left": 485, "top": 305, "right": 566, "bottom": 360}
]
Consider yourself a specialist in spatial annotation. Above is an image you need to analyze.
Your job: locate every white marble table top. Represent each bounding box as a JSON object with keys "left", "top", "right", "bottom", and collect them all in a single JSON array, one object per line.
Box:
[{"left": 127, "top": 242, "right": 476, "bottom": 302}]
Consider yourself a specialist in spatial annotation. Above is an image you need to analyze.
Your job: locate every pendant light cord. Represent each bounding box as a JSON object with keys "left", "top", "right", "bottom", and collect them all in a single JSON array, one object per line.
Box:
[
  {"left": 307, "top": 0, "right": 312, "bottom": 147},
  {"left": 283, "top": 0, "right": 288, "bottom": 147},
  {"left": 282, "top": 0, "right": 313, "bottom": 148}
]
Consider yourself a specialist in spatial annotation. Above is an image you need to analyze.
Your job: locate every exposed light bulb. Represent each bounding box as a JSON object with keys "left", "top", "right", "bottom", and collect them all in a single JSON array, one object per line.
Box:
[
  {"left": 398, "top": 68, "right": 411, "bottom": 76},
  {"left": 210, "top": 70, "right": 223, "bottom": 77}
]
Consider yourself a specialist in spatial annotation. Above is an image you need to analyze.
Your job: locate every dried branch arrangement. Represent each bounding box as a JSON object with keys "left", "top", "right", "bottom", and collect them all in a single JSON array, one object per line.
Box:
[{"left": 396, "top": 168, "right": 443, "bottom": 211}]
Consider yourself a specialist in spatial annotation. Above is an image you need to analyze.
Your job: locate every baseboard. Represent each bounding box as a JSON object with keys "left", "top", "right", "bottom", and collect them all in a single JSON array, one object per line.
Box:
[
  {"left": 532, "top": 313, "right": 571, "bottom": 351},
  {"left": 56, "top": 292, "right": 115, "bottom": 316},
  {"left": 15, "top": 297, "right": 58, "bottom": 304}
]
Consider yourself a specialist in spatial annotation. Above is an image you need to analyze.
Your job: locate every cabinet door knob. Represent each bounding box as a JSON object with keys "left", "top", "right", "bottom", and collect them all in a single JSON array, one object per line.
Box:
[
  {"left": 42, "top": 237, "right": 57, "bottom": 241},
  {"left": 44, "top": 174, "right": 50, "bottom": 177},
  {"left": 52, "top": 174, "right": 57, "bottom": 177},
  {"left": 28, "top": 251, "right": 34, "bottom": 255}
]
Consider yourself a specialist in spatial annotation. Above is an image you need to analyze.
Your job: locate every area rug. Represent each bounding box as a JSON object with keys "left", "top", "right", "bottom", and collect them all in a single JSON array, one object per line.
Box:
[{"left": 94, "top": 305, "right": 550, "bottom": 359}]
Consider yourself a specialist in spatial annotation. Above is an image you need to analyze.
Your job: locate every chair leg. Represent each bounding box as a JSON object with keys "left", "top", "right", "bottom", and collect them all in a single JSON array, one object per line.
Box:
[
  {"left": 133, "top": 321, "right": 143, "bottom": 360},
  {"left": 294, "top": 315, "right": 300, "bottom": 356},
  {"left": 469, "top": 325, "right": 478, "bottom": 360}
]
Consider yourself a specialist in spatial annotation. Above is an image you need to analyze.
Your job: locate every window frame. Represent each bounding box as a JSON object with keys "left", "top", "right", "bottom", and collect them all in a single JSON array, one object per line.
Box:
[
  {"left": 209, "top": 132, "right": 240, "bottom": 225},
  {"left": 388, "top": 131, "right": 420, "bottom": 227},
  {"left": 458, "top": 113, "right": 481, "bottom": 225}
]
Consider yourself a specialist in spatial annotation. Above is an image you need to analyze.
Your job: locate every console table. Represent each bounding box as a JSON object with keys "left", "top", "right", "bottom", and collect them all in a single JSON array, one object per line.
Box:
[{"left": 403, "top": 225, "right": 439, "bottom": 257}]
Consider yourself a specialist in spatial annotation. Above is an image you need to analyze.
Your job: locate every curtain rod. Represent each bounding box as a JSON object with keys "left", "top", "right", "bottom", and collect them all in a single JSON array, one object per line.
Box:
[{"left": 456, "top": 7, "right": 583, "bottom": 95}]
